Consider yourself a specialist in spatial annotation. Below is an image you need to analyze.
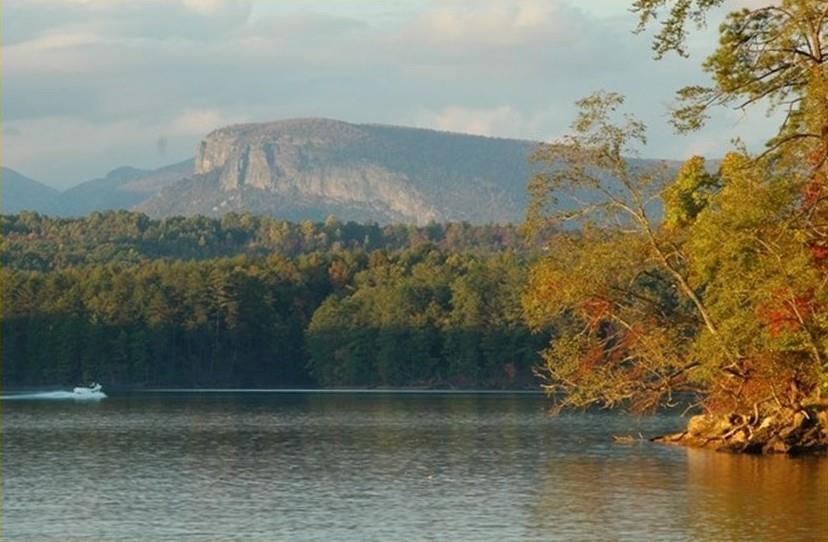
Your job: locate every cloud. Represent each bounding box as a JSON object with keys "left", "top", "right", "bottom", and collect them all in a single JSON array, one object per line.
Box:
[
  {"left": 250, "top": 12, "right": 367, "bottom": 36},
  {"left": 3, "top": 108, "right": 245, "bottom": 186},
  {"left": 429, "top": 106, "right": 522, "bottom": 137},
  {"left": 1, "top": 0, "right": 781, "bottom": 187},
  {"left": 3, "top": 0, "right": 252, "bottom": 45},
  {"left": 169, "top": 109, "right": 243, "bottom": 136},
  {"left": 398, "top": 1, "right": 572, "bottom": 49},
  {"left": 181, "top": 0, "right": 250, "bottom": 17},
  {"left": 416, "top": 105, "right": 561, "bottom": 141}
]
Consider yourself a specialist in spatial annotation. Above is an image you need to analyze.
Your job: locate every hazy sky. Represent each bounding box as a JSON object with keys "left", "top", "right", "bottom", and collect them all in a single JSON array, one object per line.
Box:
[{"left": 3, "top": 0, "right": 777, "bottom": 189}]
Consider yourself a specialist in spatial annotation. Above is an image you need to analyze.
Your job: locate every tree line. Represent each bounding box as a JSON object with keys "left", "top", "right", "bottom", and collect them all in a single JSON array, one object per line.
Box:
[
  {"left": 1, "top": 211, "right": 528, "bottom": 272},
  {"left": 2, "top": 229, "right": 543, "bottom": 388}
]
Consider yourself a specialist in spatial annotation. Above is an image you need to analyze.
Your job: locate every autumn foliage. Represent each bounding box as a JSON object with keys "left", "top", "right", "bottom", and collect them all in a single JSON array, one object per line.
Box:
[
  {"left": 522, "top": 2, "right": 828, "bottom": 433},
  {"left": 524, "top": 98, "right": 828, "bottom": 421}
]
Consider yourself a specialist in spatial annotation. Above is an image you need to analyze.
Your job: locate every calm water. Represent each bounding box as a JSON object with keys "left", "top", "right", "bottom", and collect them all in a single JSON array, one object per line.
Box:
[{"left": 3, "top": 391, "right": 827, "bottom": 542}]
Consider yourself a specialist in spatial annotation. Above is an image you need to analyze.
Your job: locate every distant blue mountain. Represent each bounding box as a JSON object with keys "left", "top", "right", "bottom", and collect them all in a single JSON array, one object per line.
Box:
[
  {"left": 2, "top": 167, "right": 61, "bottom": 215},
  {"left": 1, "top": 159, "right": 194, "bottom": 217}
]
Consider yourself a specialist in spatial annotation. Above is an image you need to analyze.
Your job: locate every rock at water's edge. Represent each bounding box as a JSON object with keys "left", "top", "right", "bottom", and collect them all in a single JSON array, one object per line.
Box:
[{"left": 652, "top": 406, "right": 828, "bottom": 455}]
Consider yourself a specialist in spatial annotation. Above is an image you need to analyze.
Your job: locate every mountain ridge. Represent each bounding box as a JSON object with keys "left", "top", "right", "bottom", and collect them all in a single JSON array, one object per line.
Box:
[
  {"left": 3, "top": 118, "right": 676, "bottom": 224},
  {"left": 148, "top": 118, "right": 540, "bottom": 224},
  {"left": 1, "top": 167, "right": 61, "bottom": 215}
]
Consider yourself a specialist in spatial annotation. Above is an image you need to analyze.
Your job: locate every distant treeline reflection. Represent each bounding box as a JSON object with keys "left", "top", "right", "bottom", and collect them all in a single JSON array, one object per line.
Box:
[{"left": 2, "top": 211, "right": 545, "bottom": 388}]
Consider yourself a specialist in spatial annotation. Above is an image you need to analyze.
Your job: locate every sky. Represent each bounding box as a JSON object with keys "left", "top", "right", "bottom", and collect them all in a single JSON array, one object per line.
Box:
[{"left": 2, "top": 0, "right": 778, "bottom": 189}]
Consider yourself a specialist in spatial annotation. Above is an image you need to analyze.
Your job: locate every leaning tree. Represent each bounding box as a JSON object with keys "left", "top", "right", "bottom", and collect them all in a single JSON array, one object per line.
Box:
[{"left": 524, "top": 0, "right": 828, "bottom": 453}]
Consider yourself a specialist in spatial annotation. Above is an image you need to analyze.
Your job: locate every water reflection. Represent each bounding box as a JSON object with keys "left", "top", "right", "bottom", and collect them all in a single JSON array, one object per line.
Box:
[
  {"left": 3, "top": 392, "right": 826, "bottom": 542},
  {"left": 530, "top": 442, "right": 688, "bottom": 541},
  {"left": 684, "top": 449, "right": 828, "bottom": 542}
]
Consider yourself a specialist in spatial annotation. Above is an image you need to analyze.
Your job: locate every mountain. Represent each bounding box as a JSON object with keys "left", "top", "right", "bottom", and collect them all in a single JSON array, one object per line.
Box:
[
  {"left": 2, "top": 167, "right": 61, "bottom": 214},
  {"left": 4, "top": 119, "right": 672, "bottom": 224},
  {"left": 1, "top": 160, "right": 193, "bottom": 217},
  {"left": 138, "top": 119, "right": 540, "bottom": 224},
  {"left": 59, "top": 159, "right": 194, "bottom": 216}
]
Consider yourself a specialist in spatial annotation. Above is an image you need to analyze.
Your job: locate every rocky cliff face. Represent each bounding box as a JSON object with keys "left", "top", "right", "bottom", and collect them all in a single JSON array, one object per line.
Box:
[
  {"left": 192, "top": 119, "right": 439, "bottom": 224},
  {"left": 139, "top": 118, "right": 539, "bottom": 224}
]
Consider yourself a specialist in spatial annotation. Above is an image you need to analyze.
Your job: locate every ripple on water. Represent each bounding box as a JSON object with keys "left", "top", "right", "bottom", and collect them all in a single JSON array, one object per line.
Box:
[{"left": 3, "top": 391, "right": 827, "bottom": 542}]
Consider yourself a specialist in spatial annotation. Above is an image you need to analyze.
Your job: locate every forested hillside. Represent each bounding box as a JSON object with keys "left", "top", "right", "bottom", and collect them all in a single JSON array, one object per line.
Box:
[
  {"left": 1, "top": 212, "right": 543, "bottom": 389},
  {"left": 1, "top": 211, "right": 526, "bottom": 271}
]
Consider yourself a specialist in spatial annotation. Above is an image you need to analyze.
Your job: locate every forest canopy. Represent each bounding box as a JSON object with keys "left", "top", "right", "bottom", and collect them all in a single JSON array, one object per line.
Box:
[
  {"left": 522, "top": 0, "right": 828, "bottom": 453},
  {"left": 1, "top": 213, "right": 542, "bottom": 389}
]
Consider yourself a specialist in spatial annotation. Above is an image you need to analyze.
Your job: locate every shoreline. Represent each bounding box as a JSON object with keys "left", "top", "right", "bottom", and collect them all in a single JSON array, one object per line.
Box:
[{"left": 651, "top": 406, "right": 828, "bottom": 455}]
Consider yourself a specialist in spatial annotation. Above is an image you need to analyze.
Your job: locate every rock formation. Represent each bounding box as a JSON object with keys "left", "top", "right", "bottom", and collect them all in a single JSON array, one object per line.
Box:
[
  {"left": 140, "top": 119, "right": 539, "bottom": 224},
  {"left": 653, "top": 403, "right": 828, "bottom": 454}
]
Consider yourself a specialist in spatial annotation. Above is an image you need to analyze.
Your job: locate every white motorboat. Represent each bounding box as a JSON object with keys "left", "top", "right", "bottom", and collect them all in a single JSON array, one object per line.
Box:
[{"left": 72, "top": 383, "right": 107, "bottom": 399}]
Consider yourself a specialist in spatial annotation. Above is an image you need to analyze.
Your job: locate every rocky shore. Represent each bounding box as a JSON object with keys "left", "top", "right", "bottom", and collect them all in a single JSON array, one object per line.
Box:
[{"left": 653, "top": 403, "right": 828, "bottom": 454}]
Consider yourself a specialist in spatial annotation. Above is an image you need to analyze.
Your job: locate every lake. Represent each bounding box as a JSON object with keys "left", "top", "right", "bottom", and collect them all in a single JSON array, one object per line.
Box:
[{"left": 3, "top": 391, "right": 827, "bottom": 541}]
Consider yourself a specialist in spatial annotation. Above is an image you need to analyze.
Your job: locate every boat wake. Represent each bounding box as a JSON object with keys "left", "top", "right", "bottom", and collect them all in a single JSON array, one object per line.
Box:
[{"left": 2, "top": 385, "right": 107, "bottom": 401}]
